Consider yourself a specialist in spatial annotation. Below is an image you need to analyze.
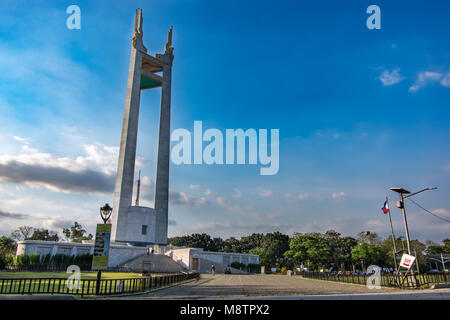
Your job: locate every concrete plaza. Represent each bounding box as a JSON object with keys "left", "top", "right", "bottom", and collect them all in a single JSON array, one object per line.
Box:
[{"left": 102, "top": 274, "right": 445, "bottom": 300}]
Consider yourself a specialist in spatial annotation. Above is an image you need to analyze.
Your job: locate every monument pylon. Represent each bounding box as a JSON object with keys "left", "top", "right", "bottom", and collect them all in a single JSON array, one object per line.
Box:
[{"left": 111, "top": 9, "right": 174, "bottom": 246}]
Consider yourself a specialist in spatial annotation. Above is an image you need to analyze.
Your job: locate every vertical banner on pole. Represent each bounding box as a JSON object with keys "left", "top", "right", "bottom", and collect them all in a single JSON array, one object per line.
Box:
[{"left": 92, "top": 224, "right": 112, "bottom": 270}]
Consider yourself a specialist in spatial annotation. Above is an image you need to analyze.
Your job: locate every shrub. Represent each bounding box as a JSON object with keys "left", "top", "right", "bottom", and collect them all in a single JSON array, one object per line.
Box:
[
  {"left": 11, "top": 253, "right": 94, "bottom": 270},
  {"left": 281, "top": 267, "right": 287, "bottom": 274},
  {"left": 230, "top": 262, "right": 246, "bottom": 270},
  {"left": 0, "top": 254, "right": 6, "bottom": 269},
  {"left": 29, "top": 253, "right": 41, "bottom": 266},
  {"left": 5, "top": 254, "right": 15, "bottom": 267},
  {"left": 247, "top": 263, "right": 261, "bottom": 273},
  {"left": 41, "top": 253, "right": 51, "bottom": 265},
  {"left": 15, "top": 254, "right": 30, "bottom": 268}
]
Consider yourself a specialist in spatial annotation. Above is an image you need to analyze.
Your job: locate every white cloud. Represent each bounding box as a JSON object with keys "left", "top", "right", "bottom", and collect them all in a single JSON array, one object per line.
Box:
[
  {"left": 364, "top": 219, "right": 385, "bottom": 231},
  {"left": 259, "top": 188, "right": 272, "bottom": 198},
  {"left": 409, "top": 71, "right": 445, "bottom": 92},
  {"left": 440, "top": 73, "right": 450, "bottom": 87},
  {"left": 13, "top": 136, "right": 30, "bottom": 144},
  {"left": 232, "top": 188, "right": 242, "bottom": 198},
  {"left": 189, "top": 184, "right": 200, "bottom": 190},
  {"left": 332, "top": 192, "right": 345, "bottom": 199},
  {"left": 298, "top": 193, "right": 310, "bottom": 200},
  {"left": 217, "top": 197, "right": 225, "bottom": 205},
  {"left": 0, "top": 144, "right": 117, "bottom": 194},
  {"left": 203, "top": 189, "right": 212, "bottom": 196},
  {"left": 432, "top": 208, "right": 450, "bottom": 216},
  {"left": 378, "top": 68, "right": 405, "bottom": 86},
  {"left": 141, "top": 176, "right": 152, "bottom": 186},
  {"left": 169, "top": 190, "right": 207, "bottom": 207}
]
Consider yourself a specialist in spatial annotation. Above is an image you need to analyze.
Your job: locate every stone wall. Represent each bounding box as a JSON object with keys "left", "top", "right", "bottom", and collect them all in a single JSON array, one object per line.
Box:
[
  {"left": 16, "top": 240, "right": 146, "bottom": 267},
  {"left": 165, "top": 247, "right": 259, "bottom": 272}
]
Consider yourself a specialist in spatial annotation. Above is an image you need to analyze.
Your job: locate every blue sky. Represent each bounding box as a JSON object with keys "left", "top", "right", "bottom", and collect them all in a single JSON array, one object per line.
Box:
[{"left": 0, "top": 0, "right": 449, "bottom": 242}]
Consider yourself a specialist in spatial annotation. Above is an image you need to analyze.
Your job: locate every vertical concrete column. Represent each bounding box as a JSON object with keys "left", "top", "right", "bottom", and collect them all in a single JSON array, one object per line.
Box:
[
  {"left": 154, "top": 53, "right": 173, "bottom": 244},
  {"left": 111, "top": 44, "right": 143, "bottom": 242}
]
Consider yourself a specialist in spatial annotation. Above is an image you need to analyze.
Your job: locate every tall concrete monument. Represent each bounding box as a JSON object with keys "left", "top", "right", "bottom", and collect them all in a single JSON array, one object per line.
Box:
[{"left": 111, "top": 9, "right": 174, "bottom": 246}]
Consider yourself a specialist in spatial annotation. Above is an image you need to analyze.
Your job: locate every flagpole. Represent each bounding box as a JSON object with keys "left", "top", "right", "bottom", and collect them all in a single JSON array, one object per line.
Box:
[{"left": 386, "top": 197, "right": 398, "bottom": 271}]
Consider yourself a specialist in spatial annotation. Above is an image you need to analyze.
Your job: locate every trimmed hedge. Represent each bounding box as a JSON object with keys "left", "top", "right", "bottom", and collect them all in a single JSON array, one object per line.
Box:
[
  {"left": 247, "top": 263, "right": 261, "bottom": 273},
  {"left": 229, "top": 262, "right": 261, "bottom": 273},
  {"left": 11, "top": 253, "right": 93, "bottom": 270}
]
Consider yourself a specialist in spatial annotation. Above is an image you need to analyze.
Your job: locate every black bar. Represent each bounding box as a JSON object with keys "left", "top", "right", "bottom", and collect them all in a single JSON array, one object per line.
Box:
[
  {"left": 58, "top": 279, "right": 62, "bottom": 294},
  {"left": 95, "top": 271, "right": 102, "bottom": 295}
]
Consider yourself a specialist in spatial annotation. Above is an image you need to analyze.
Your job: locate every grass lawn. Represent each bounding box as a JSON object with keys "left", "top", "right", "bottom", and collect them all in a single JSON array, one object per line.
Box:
[
  {"left": 0, "top": 271, "right": 178, "bottom": 295},
  {"left": 0, "top": 271, "right": 147, "bottom": 280}
]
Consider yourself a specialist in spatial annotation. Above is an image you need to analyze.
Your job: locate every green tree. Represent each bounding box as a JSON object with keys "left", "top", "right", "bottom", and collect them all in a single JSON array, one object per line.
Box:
[
  {"left": 168, "top": 233, "right": 224, "bottom": 251},
  {"left": 63, "top": 222, "right": 93, "bottom": 243},
  {"left": 221, "top": 237, "right": 243, "bottom": 253},
  {"left": 29, "top": 229, "right": 59, "bottom": 241},
  {"left": 0, "top": 236, "right": 16, "bottom": 255},
  {"left": 10, "top": 226, "right": 33, "bottom": 241},
  {"left": 356, "top": 231, "right": 380, "bottom": 245},
  {"left": 249, "top": 247, "right": 268, "bottom": 266},
  {"left": 351, "top": 243, "right": 387, "bottom": 271},
  {"left": 409, "top": 239, "right": 428, "bottom": 271},
  {"left": 260, "top": 232, "right": 290, "bottom": 268},
  {"left": 285, "top": 233, "right": 332, "bottom": 270},
  {"left": 322, "top": 230, "right": 357, "bottom": 270},
  {"left": 239, "top": 233, "right": 265, "bottom": 253},
  {"left": 339, "top": 236, "right": 359, "bottom": 270},
  {"left": 426, "top": 238, "right": 450, "bottom": 254}
]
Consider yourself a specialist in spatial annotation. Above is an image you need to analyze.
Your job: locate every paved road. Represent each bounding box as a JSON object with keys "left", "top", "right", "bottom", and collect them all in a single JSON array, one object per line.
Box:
[{"left": 103, "top": 274, "right": 433, "bottom": 300}]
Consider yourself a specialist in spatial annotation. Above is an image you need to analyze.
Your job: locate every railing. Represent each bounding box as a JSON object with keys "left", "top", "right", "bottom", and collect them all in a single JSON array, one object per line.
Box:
[
  {"left": 300, "top": 271, "right": 449, "bottom": 289},
  {"left": 0, "top": 272, "right": 199, "bottom": 297},
  {"left": 4, "top": 265, "right": 93, "bottom": 272}
]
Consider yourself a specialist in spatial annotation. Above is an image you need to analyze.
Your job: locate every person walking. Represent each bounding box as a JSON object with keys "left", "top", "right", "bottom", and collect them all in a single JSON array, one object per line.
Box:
[{"left": 211, "top": 264, "right": 216, "bottom": 276}]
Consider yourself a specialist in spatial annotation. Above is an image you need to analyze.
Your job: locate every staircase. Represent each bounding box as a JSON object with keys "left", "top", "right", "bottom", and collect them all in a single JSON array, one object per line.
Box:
[{"left": 117, "top": 254, "right": 187, "bottom": 273}]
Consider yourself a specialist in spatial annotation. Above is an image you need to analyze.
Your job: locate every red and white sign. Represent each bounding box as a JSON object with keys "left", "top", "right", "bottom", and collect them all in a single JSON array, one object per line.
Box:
[{"left": 400, "top": 254, "right": 416, "bottom": 269}]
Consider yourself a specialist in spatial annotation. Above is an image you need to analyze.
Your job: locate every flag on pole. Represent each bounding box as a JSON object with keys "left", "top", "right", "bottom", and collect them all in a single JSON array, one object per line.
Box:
[{"left": 382, "top": 200, "right": 389, "bottom": 214}]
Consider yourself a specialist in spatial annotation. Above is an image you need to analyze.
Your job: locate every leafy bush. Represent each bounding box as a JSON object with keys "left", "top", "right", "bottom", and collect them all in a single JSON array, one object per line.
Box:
[
  {"left": 12, "top": 253, "right": 93, "bottom": 270},
  {"left": 230, "top": 262, "right": 246, "bottom": 270},
  {"left": 15, "top": 254, "right": 30, "bottom": 268},
  {"left": 5, "top": 254, "right": 15, "bottom": 267},
  {"left": 41, "top": 253, "right": 51, "bottom": 265},
  {"left": 29, "top": 253, "right": 41, "bottom": 266},
  {"left": 247, "top": 263, "right": 261, "bottom": 273},
  {"left": 0, "top": 254, "right": 6, "bottom": 269}
]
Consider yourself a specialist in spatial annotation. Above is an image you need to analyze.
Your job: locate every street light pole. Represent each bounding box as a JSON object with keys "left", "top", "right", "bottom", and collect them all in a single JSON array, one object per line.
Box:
[
  {"left": 390, "top": 187, "right": 437, "bottom": 280},
  {"left": 399, "top": 192, "right": 412, "bottom": 255},
  {"left": 390, "top": 187, "right": 437, "bottom": 256}
]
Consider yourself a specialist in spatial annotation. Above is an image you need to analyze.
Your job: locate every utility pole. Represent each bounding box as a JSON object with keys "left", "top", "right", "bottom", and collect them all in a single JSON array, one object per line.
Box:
[
  {"left": 390, "top": 187, "right": 437, "bottom": 280},
  {"left": 399, "top": 192, "right": 412, "bottom": 255},
  {"left": 414, "top": 248, "right": 420, "bottom": 274}
]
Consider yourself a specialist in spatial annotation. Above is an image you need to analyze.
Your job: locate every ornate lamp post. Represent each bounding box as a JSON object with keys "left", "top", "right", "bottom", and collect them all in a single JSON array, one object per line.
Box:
[
  {"left": 100, "top": 203, "right": 113, "bottom": 224},
  {"left": 95, "top": 204, "right": 113, "bottom": 294}
]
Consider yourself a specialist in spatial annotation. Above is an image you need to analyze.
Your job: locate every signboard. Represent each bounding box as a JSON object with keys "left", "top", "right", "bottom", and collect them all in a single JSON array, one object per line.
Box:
[
  {"left": 92, "top": 224, "right": 111, "bottom": 270},
  {"left": 399, "top": 253, "right": 416, "bottom": 269}
]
